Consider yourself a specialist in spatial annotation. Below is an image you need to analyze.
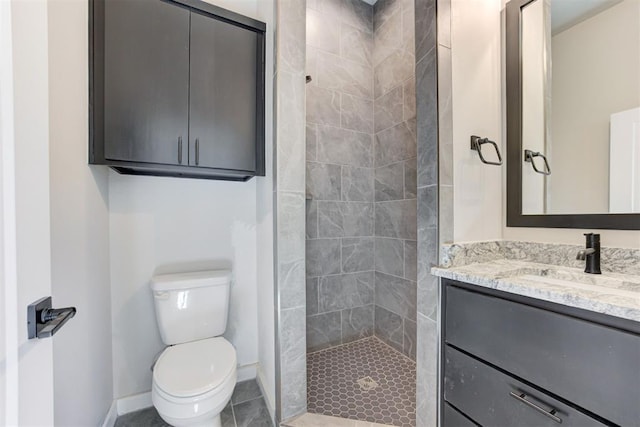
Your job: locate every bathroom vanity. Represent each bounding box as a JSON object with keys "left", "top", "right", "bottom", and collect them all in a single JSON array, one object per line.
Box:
[{"left": 432, "top": 243, "right": 640, "bottom": 427}]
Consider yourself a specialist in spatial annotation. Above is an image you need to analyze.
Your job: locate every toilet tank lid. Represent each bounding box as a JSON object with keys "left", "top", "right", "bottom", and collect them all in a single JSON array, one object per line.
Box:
[{"left": 150, "top": 270, "right": 232, "bottom": 291}]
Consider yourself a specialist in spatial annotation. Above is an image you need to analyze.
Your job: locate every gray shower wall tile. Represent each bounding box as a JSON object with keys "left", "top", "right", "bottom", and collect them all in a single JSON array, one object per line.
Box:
[
  {"left": 416, "top": 314, "right": 438, "bottom": 426},
  {"left": 414, "top": 0, "right": 436, "bottom": 62},
  {"left": 306, "top": 9, "right": 340, "bottom": 55},
  {"left": 317, "top": 51, "right": 373, "bottom": 99},
  {"left": 417, "top": 186, "right": 437, "bottom": 230},
  {"left": 307, "top": 311, "right": 342, "bottom": 352},
  {"left": 340, "top": 22, "right": 373, "bottom": 66},
  {"left": 401, "top": 0, "right": 415, "bottom": 55},
  {"left": 437, "top": 0, "right": 451, "bottom": 48},
  {"left": 277, "top": 192, "right": 306, "bottom": 309},
  {"left": 277, "top": 0, "right": 306, "bottom": 76},
  {"left": 375, "top": 199, "right": 417, "bottom": 239},
  {"left": 440, "top": 185, "right": 454, "bottom": 245},
  {"left": 374, "top": 85, "right": 404, "bottom": 133},
  {"left": 438, "top": 46, "right": 453, "bottom": 186},
  {"left": 342, "top": 304, "right": 375, "bottom": 343},
  {"left": 342, "top": 237, "right": 375, "bottom": 273},
  {"left": 306, "top": 238, "right": 341, "bottom": 277},
  {"left": 374, "top": 305, "right": 404, "bottom": 353},
  {"left": 342, "top": 0, "right": 374, "bottom": 33},
  {"left": 306, "top": 162, "right": 341, "bottom": 201},
  {"left": 279, "top": 306, "right": 307, "bottom": 419},
  {"left": 375, "top": 271, "right": 417, "bottom": 319},
  {"left": 403, "top": 318, "right": 417, "bottom": 359},
  {"left": 416, "top": 52, "right": 438, "bottom": 187},
  {"left": 373, "top": 0, "right": 403, "bottom": 31},
  {"left": 417, "top": 272, "right": 438, "bottom": 322},
  {"left": 306, "top": 200, "right": 318, "bottom": 239},
  {"left": 403, "top": 77, "right": 416, "bottom": 120},
  {"left": 373, "top": 8, "right": 402, "bottom": 66},
  {"left": 306, "top": 85, "right": 341, "bottom": 127},
  {"left": 308, "top": 0, "right": 342, "bottom": 19},
  {"left": 317, "top": 125, "right": 373, "bottom": 168},
  {"left": 404, "top": 240, "right": 417, "bottom": 281},
  {"left": 404, "top": 158, "right": 417, "bottom": 199},
  {"left": 341, "top": 94, "right": 374, "bottom": 134},
  {"left": 374, "top": 237, "right": 404, "bottom": 277},
  {"left": 374, "top": 162, "right": 404, "bottom": 201},
  {"left": 276, "top": 72, "right": 306, "bottom": 193},
  {"left": 306, "top": 124, "right": 317, "bottom": 162},
  {"left": 374, "top": 48, "right": 414, "bottom": 98},
  {"left": 341, "top": 166, "right": 374, "bottom": 202},
  {"left": 319, "top": 271, "right": 374, "bottom": 312},
  {"left": 306, "top": 278, "right": 319, "bottom": 316},
  {"left": 306, "top": 46, "right": 318, "bottom": 84},
  {"left": 318, "top": 201, "right": 374, "bottom": 238},
  {"left": 375, "top": 118, "right": 417, "bottom": 167}
]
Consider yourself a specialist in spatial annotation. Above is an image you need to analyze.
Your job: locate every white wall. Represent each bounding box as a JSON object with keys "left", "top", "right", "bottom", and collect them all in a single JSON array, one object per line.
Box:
[
  {"left": 451, "top": 0, "right": 503, "bottom": 242},
  {"left": 48, "top": 0, "right": 114, "bottom": 425}
]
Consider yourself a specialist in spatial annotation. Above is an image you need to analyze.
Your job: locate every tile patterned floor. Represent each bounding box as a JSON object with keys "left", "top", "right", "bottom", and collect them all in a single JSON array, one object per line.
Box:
[
  {"left": 307, "top": 337, "right": 416, "bottom": 427},
  {"left": 114, "top": 379, "right": 273, "bottom": 427}
]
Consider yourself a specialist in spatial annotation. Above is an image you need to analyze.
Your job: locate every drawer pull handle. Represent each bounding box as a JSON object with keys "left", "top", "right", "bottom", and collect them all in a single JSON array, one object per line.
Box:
[{"left": 509, "top": 391, "right": 562, "bottom": 423}]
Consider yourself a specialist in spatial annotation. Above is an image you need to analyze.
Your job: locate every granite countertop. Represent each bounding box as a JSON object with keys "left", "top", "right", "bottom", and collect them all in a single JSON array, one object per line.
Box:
[{"left": 432, "top": 259, "right": 640, "bottom": 322}]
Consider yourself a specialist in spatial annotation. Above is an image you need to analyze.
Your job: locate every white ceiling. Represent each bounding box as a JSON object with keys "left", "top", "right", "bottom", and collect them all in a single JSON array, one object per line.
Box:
[
  {"left": 551, "top": 0, "right": 623, "bottom": 34},
  {"left": 361, "top": 0, "right": 378, "bottom": 5}
]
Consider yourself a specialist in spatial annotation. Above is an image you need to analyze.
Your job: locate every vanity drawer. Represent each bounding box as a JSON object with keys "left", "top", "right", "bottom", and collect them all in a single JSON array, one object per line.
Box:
[
  {"left": 444, "top": 346, "right": 605, "bottom": 427},
  {"left": 445, "top": 284, "right": 640, "bottom": 426},
  {"left": 443, "top": 402, "right": 478, "bottom": 426}
]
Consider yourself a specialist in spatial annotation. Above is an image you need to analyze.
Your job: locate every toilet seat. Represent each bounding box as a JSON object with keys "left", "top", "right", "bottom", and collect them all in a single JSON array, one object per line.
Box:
[{"left": 153, "top": 337, "right": 236, "bottom": 398}]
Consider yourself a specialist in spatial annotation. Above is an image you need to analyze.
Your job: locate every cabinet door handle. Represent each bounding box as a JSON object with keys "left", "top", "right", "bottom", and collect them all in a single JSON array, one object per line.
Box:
[
  {"left": 509, "top": 391, "right": 562, "bottom": 423},
  {"left": 195, "top": 138, "right": 200, "bottom": 166},
  {"left": 178, "top": 137, "right": 183, "bottom": 164}
]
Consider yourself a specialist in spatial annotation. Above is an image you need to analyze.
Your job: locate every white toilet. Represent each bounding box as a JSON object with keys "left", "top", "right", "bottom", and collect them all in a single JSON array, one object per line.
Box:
[{"left": 150, "top": 270, "right": 237, "bottom": 427}]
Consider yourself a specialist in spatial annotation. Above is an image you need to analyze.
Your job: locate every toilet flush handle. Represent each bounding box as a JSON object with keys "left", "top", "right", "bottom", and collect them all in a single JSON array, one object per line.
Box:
[{"left": 154, "top": 291, "right": 169, "bottom": 300}]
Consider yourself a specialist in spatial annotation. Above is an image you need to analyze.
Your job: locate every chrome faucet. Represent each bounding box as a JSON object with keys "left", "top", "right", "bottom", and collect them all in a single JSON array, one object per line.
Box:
[{"left": 576, "top": 233, "right": 601, "bottom": 274}]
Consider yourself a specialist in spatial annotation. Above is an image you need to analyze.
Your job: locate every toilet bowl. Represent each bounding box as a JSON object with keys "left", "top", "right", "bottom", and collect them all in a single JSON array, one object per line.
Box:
[
  {"left": 149, "top": 270, "right": 236, "bottom": 427},
  {"left": 152, "top": 337, "right": 237, "bottom": 427}
]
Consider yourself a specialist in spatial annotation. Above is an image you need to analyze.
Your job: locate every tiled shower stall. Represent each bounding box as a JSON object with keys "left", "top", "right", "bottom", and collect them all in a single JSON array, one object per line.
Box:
[
  {"left": 273, "top": 0, "right": 451, "bottom": 424},
  {"left": 305, "top": 0, "right": 418, "bottom": 361}
]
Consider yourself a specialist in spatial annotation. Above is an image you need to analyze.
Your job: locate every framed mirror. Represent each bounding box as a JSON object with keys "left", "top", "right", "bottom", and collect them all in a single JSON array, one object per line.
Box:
[{"left": 506, "top": 0, "right": 640, "bottom": 229}]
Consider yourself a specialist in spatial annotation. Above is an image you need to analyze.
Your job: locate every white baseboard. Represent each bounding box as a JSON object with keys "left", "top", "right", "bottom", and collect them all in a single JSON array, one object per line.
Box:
[
  {"left": 116, "top": 391, "right": 152, "bottom": 416},
  {"left": 256, "top": 366, "right": 276, "bottom": 424},
  {"left": 237, "top": 362, "right": 258, "bottom": 382},
  {"left": 101, "top": 400, "right": 118, "bottom": 427}
]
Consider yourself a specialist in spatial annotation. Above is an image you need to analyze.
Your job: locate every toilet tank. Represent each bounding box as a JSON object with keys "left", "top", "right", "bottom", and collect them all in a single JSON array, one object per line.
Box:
[{"left": 150, "top": 270, "right": 231, "bottom": 345}]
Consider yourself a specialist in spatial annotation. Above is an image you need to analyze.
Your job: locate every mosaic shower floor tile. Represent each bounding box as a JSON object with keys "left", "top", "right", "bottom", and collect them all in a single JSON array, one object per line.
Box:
[{"left": 307, "top": 337, "right": 416, "bottom": 427}]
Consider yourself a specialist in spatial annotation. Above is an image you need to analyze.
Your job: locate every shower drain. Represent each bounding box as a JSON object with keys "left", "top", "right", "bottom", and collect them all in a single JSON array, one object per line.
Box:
[{"left": 356, "top": 376, "right": 379, "bottom": 391}]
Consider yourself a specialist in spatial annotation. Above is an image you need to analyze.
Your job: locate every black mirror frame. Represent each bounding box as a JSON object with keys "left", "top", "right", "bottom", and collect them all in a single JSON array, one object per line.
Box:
[{"left": 505, "top": 0, "right": 640, "bottom": 230}]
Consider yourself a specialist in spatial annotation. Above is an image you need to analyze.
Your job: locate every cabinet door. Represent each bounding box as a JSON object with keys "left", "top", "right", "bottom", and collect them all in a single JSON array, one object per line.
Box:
[
  {"left": 189, "top": 11, "right": 258, "bottom": 171},
  {"left": 104, "top": 0, "right": 189, "bottom": 165}
]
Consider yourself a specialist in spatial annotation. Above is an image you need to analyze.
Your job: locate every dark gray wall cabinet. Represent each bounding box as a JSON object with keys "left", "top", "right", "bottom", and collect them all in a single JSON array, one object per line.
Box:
[
  {"left": 90, "top": 0, "right": 266, "bottom": 181},
  {"left": 442, "top": 280, "right": 640, "bottom": 427}
]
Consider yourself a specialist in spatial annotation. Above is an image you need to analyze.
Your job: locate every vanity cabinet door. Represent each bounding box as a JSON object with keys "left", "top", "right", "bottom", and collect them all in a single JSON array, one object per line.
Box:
[
  {"left": 445, "top": 284, "right": 640, "bottom": 426},
  {"left": 443, "top": 403, "right": 477, "bottom": 427},
  {"left": 103, "top": 0, "right": 190, "bottom": 166},
  {"left": 444, "top": 346, "right": 605, "bottom": 427},
  {"left": 188, "top": 11, "right": 258, "bottom": 172}
]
